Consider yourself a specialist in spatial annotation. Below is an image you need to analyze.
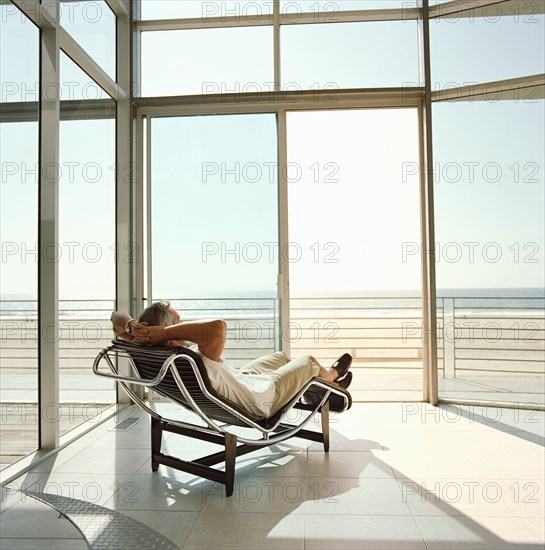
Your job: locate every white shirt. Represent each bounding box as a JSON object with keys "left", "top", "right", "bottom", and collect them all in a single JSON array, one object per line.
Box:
[{"left": 189, "top": 345, "right": 276, "bottom": 418}]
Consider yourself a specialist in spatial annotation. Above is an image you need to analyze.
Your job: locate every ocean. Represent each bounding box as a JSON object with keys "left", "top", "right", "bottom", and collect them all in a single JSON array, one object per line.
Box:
[{"left": 0, "top": 288, "right": 544, "bottom": 320}]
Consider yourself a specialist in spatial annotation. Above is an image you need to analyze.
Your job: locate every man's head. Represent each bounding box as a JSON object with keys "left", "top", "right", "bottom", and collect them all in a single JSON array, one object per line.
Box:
[{"left": 138, "top": 300, "right": 180, "bottom": 326}]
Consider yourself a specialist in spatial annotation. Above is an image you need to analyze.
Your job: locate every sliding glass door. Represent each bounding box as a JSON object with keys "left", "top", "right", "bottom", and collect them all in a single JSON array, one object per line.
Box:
[{"left": 147, "top": 108, "right": 425, "bottom": 399}]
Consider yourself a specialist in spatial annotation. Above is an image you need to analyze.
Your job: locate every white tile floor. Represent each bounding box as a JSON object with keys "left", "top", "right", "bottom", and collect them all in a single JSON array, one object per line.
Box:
[{"left": 0, "top": 402, "right": 543, "bottom": 550}]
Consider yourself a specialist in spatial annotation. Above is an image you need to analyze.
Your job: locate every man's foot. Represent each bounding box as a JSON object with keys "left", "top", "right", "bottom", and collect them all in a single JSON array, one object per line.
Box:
[
  {"left": 336, "top": 371, "right": 353, "bottom": 389},
  {"left": 331, "top": 353, "right": 352, "bottom": 380},
  {"left": 316, "top": 354, "right": 353, "bottom": 383}
]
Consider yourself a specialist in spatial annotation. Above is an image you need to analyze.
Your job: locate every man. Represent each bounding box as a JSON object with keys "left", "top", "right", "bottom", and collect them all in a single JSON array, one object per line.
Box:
[{"left": 111, "top": 301, "right": 352, "bottom": 418}]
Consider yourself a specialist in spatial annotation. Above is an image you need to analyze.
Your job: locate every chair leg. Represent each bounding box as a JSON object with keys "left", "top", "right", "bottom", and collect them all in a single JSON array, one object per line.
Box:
[
  {"left": 151, "top": 417, "right": 162, "bottom": 472},
  {"left": 224, "top": 432, "right": 238, "bottom": 498},
  {"left": 321, "top": 400, "right": 330, "bottom": 452}
]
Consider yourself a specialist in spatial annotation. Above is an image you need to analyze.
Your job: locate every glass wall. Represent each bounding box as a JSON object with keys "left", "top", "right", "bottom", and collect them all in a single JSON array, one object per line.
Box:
[
  {"left": 431, "top": 0, "right": 545, "bottom": 405},
  {"left": 433, "top": 96, "right": 545, "bottom": 405},
  {"left": 2, "top": 0, "right": 538, "bottom": 474},
  {"left": 138, "top": 0, "right": 427, "bottom": 402},
  {"left": 0, "top": 5, "right": 40, "bottom": 469},
  {"left": 139, "top": 1, "right": 420, "bottom": 97},
  {"left": 135, "top": 0, "right": 545, "bottom": 408},
  {"left": 0, "top": 0, "right": 122, "bottom": 471},
  {"left": 58, "top": 53, "right": 117, "bottom": 431}
]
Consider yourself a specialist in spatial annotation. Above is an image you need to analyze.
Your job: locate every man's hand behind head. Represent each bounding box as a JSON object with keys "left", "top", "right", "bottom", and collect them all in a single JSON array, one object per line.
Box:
[{"left": 133, "top": 323, "right": 169, "bottom": 346}]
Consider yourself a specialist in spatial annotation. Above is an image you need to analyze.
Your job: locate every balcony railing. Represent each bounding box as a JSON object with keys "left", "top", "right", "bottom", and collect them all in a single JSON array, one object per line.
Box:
[
  {"left": 1, "top": 295, "right": 543, "bottom": 403},
  {"left": 440, "top": 296, "right": 545, "bottom": 378},
  {"left": 288, "top": 296, "right": 426, "bottom": 371},
  {"left": 0, "top": 299, "right": 117, "bottom": 404}
]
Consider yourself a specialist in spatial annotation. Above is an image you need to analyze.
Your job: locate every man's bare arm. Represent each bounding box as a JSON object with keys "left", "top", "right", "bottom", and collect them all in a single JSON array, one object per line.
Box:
[{"left": 133, "top": 319, "right": 226, "bottom": 361}]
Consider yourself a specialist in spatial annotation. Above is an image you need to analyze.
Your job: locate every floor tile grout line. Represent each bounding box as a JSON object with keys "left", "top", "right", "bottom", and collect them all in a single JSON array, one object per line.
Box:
[
  {"left": 410, "top": 513, "right": 433, "bottom": 550},
  {"left": 174, "top": 509, "right": 200, "bottom": 550}
]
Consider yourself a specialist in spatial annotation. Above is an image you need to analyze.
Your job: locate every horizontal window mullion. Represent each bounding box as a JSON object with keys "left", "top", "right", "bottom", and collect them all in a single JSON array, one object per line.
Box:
[
  {"left": 136, "top": 14, "right": 274, "bottom": 31},
  {"left": 429, "top": 0, "right": 545, "bottom": 19},
  {"left": 280, "top": 7, "right": 421, "bottom": 24},
  {"left": 431, "top": 74, "right": 545, "bottom": 102},
  {"left": 135, "top": 88, "right": 424, "bottom": 117},
  {"left": 136, "top": 8, "right": 421, "bottom": 32}
]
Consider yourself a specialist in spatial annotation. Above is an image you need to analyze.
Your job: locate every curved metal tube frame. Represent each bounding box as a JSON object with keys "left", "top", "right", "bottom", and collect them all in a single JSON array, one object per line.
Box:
[{"left": 93, "top": 346, "right": 348, "bottom": 446}]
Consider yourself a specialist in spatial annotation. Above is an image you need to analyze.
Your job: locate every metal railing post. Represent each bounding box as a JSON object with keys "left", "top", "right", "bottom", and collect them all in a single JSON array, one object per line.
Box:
[{"left": 444, "top": 297, "right": 456, "bottom": 379}]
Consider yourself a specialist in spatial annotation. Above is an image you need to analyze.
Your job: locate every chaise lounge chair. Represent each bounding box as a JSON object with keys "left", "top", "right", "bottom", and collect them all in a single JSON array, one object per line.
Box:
[{"left": 93, "top": 339, "right": 352, "bottom": 497}]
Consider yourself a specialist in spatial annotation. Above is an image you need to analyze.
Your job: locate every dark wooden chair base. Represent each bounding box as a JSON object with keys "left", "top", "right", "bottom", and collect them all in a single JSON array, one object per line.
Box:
[{"left": 151, "top": 402, "right": 330, "bottom": 497}]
